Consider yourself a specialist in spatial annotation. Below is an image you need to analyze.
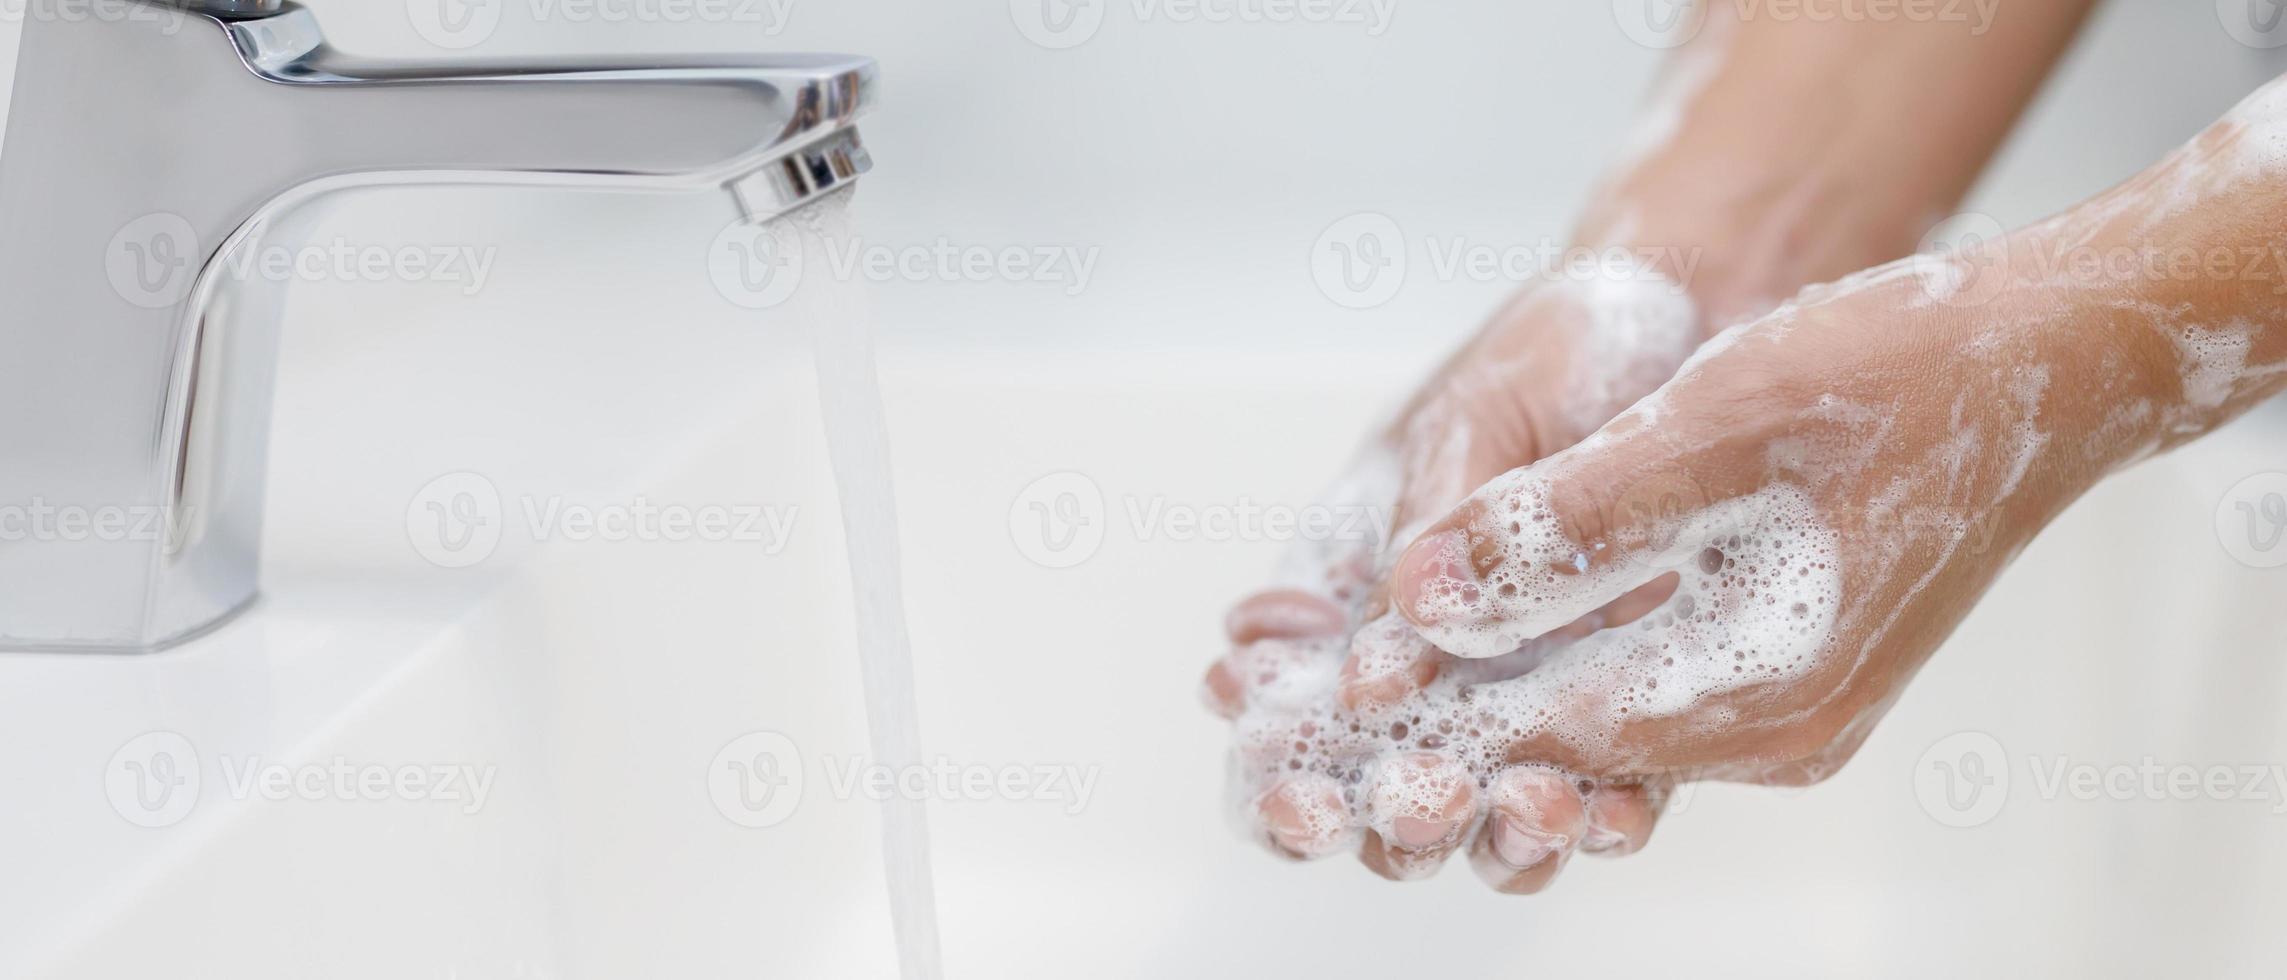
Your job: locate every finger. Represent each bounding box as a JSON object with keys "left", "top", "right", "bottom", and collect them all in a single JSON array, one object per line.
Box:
[
  {"left": 1209, "top": 589, "right": 1349, "bottom": 718},
  {"left": 1336, "top": 614, "right": 1442, "bottom": 712},
  {"left": 1331, "top": 575, "right": 1676, "bottom": 711},
  {"left": 1268, "top": 447, "right": 1405, "bottom": 609},
  {"left": 1589, "top": 571, "right": 1682, "bottom": 632},
  {"left": 1351, "top": 367, "right": 1550, "bottom": 687},
  {"left": 1359, "top": 752, "right": 1479, "bottom": 881},
  {"left": 1253, "top": 775, "right": 1359, "bottom": 861},
  {"left": 1469, "top": 766, "right": 1589, "bottom": 894},
  {"left": 1387, "top": 382, "right": 1538, "bottom": 547},
  {"left": 1388, "top": 432, "right": 1727, "bottom": 658},
  {"left": 1535, "top": 572, "right": 1683, "bottom": 643},
  {"left": 1580, "top": 781, "right": 1667, "bottom": 857},
  {"left": 1225, "top": 589, "right": 1348, "bottom": 645},
  {"left": 1202, "top": 634, "right": 1349, "bottom": 720},
  {"left": 1201, "top": 658, "right": 1250, "bottom": 719}
]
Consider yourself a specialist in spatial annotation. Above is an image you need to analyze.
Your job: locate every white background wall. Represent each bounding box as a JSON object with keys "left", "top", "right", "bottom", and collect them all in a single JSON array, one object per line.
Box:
[{"left": 273, "top": 0, "right": 2287, "bottom": 355}]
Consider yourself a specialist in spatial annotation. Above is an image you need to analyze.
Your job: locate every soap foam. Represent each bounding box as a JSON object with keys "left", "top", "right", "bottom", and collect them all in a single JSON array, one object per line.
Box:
[
  {"left": 1558, "top": 275, "right": 1703, "bottom": 438},
  {"left": 2170, "top": 320, "right": 2256, "bottom": 418},
  {"left": 1409, "top": 474, "right": 1839, "bottom": 668},
  {"left": 1271, "top": 445, "right": 1401, "bottom": 612},
  {"left": 1229, "top": 482, "right": 1843, "bottom": 840}
]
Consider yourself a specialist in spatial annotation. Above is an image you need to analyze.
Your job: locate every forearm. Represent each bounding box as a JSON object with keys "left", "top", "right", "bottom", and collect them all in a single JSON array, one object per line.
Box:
[
  {"left": 1977, "top": 75, "right": 2287, "bottom": 487},
  {"left": 2113, "top": 93, "right": 2287, "bottom": 453},
  {"left": 1574, "top": 0, "right": 2097, "bottom": 328}
]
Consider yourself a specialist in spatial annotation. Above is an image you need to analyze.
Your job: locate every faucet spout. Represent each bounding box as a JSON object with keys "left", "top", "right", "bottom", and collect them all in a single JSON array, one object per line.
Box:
[
  {"left": 235, "top": 9, "right": 874, "bottom": 216},
  {"left": 0, "top": 1, "right": 878, "bottom": 650}
]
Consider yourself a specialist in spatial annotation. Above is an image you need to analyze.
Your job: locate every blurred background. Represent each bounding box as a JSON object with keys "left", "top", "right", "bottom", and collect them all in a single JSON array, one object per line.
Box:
[{"left": 6, "top": 1, "right": 2287, "bottom": 977}]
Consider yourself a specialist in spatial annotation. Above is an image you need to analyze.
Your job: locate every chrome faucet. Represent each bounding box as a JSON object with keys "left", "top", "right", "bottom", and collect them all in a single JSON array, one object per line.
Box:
[{"left": 0, "top": 0, "right": 876, "bottom": 650}]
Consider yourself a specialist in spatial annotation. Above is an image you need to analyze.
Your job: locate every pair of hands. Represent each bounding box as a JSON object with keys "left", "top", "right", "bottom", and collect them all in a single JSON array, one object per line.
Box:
[
  {"left": 1203, "top": 208, "right": 2217, "bottom": 890},
  {"left": 1204, "top": 49, "right": 2287, "bottom": 888}
]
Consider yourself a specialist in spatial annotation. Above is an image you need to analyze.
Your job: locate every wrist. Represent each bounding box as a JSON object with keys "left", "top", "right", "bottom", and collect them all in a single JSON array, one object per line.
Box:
[
  {"left": 2037, "top": 81, "right": 2287, "bottom": 457},
  {"left": 1933, "top": 218, "right": 2269, "bottom": 496},
  {"left": 1572, "top": 144, "right": 1939, "bottom": 337}
]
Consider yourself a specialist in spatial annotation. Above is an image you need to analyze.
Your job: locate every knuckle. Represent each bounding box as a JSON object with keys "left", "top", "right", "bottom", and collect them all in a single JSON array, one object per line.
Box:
[{"left": 1545, "top": 480, "right": 1620, "bottom": 551}]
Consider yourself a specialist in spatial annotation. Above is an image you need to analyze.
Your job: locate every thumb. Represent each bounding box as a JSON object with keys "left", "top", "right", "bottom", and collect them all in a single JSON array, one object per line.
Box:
[{"left": 1388, "top": 426, "right": 1723, "bottom": 658}]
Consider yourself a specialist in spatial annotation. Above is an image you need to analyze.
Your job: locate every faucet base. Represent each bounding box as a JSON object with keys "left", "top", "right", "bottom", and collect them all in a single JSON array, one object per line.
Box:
[{"left": 0, "top": 595, "right": 258, "bottom": 656}]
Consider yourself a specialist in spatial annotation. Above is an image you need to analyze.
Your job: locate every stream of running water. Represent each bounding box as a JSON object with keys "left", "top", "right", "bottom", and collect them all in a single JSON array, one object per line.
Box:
[{"left": 784, "top": 193, "right": 943, "bottom": 979}]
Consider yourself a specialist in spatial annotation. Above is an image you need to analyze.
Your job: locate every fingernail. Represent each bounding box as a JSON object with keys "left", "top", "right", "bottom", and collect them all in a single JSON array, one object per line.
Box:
[
  {"left": 1391, "top": 814, "right": 1462, "bottom": 850},
  {"left": 1267, "top": 820, "right": 1325, "bottom": 857},
  {"left": 1581, "top": 826, "right": 1629, "bottom": 853},
  {"left": 1335, "top": 655, "right": 1406, "bottom": 712},
  {"left": 1225, "top": 590, "right": 1347, "bottom": 643},
  {"left": 1200, "top": 661, "right": 1244, "bottom": 719},
  {"left": 1370, "top": 753, "right": 1474, "bottom": 857},
  {"left": 1392, "top": 530, "right": 1478, "bottom": 623},
  {"left": 1336, "top": 618, "right": 1439, "bottom": 711},
  {"left": 1259, "top": 781, "right": 1350, "bottom": 860},
  {"left": 1580, "top": 808, "right": 1633, "bottom": 854},
  {"left": 1492, "top": 815, "right": 1564, "bottom": 869}
]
